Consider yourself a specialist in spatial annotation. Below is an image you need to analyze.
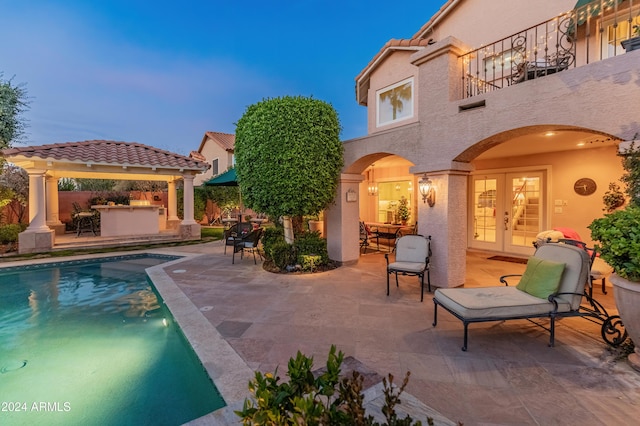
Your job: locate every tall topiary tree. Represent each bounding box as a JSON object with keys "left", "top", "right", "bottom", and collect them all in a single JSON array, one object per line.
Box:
[{"left": 235, "top": 96, "right": 343, "bottom": 242}]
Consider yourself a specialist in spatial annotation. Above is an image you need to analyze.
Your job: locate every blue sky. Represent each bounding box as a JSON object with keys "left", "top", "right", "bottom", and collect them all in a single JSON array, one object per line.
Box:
[{"left": 1, "top": 0, "right": 441, "bottom": 155}]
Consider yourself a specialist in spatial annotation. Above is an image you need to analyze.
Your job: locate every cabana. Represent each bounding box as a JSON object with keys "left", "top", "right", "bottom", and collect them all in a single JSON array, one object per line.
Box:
[{"left": 1, "top": 140, "right": 210, "bottom": 254}]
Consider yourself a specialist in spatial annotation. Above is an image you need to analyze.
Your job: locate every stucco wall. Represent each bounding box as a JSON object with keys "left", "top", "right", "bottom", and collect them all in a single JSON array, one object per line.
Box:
[
  {"left": 425, "top": 0, "right": 577, "bottom": 48},
  {"left": 473, "top": 145, "right": 625, "bottom": 247},
  {"left": 367, "top": 51, "right": 420, "bottom": 134},
  {"left": 194, "top": 139, "right": 233, "bottom": 186}
]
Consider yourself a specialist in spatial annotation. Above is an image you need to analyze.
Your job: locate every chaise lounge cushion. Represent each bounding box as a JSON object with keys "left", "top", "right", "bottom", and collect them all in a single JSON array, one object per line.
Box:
[
  {"left": 434, "top": 286, "right": 571, "bottom": 320},
  {"left": 516, "top": 257, "right": 565, "bottom": 299}
]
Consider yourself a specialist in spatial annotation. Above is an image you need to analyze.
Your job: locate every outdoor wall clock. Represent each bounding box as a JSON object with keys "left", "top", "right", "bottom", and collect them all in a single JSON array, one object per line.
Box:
[{"left": 574, "top": 178, "right": 597, "bottom": 196}]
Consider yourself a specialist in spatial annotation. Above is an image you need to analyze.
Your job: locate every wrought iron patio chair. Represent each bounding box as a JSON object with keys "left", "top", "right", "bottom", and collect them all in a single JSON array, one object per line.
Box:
[{"left": 385, "top": 235, "right": 432, "bottom": 301}]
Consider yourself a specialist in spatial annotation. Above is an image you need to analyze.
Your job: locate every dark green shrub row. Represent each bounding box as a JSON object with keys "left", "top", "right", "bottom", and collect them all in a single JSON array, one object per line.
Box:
[{"left": 262, "top": 227, "right": 330, "bottom": 272}]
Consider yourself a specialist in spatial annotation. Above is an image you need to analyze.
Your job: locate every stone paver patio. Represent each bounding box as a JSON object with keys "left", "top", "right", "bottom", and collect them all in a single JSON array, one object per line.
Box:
[{"left": 145, "top": 241, "right": 640, "bottom": 425}]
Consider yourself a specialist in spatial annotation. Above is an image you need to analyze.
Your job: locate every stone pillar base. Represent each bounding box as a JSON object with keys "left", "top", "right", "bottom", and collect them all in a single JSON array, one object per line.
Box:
[
  {"left": 19, "top": 230, "right": 55, "bottom": 254},
  {"left": 47, "top": 223, "right": 66, "bottom": 236},
  {"left": 167, "top": 219, "right": 181, "bottom": 230},
  {"left": 179, "top": 223, "right": 201, "bottom": 240}
]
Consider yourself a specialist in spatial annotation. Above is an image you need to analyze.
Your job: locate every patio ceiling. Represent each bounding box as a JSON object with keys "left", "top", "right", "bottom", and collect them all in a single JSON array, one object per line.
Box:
[{"left": 1, "top": 140, "right": 210, "bottom": 181}]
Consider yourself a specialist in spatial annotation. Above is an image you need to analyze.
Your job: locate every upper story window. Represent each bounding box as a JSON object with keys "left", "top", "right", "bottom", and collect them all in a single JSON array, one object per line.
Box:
[
  {"left": 603, "top": 6, "right": 640, "bottom": 58},
  {"left": 212, "top": 158, "right": 219, "bottom": 175},
  {"left": 376, "top": 77, "right": 414, "bottom": 127}
]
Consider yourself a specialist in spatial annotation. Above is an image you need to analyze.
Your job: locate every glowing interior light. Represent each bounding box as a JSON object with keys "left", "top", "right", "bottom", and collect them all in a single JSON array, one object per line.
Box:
[{"left": 162, "top": 318, "right": 168, "bottom": 327}]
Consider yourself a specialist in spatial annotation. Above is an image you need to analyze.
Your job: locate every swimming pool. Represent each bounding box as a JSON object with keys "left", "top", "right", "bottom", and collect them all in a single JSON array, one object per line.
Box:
[{"left": 0, "top": 254, "right": 225, "bottom": 425}]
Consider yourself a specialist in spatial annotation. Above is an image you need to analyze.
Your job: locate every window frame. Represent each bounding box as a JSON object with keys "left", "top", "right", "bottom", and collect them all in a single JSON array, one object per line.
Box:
[
  {"left": 375, "top": 77, "right": 414, "bottom": 127},
  {"left": 211, "top": 158, "right": 219, "bottom": 176}
]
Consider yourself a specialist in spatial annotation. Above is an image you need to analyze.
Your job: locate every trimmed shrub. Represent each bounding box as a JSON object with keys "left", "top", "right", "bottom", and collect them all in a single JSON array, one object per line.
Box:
[
  {"left": 270, "top": 241, "right": 296, "bottom": 271},
  {"left": 294, "top": 231, "right": 329, "bottom": 266},
  {"left": 262, "top": 226, "right": 286, "bottom": 262}
]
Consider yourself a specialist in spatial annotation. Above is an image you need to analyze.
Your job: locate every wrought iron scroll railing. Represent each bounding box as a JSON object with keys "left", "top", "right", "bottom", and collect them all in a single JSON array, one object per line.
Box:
[{"left": 460, "top": 0, "right": 639, "bottom": 99}]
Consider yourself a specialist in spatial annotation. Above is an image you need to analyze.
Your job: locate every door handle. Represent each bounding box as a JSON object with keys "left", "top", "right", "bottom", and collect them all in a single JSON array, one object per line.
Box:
[{"left": 504, "top": 212, "right": 509, "bottom": 230}]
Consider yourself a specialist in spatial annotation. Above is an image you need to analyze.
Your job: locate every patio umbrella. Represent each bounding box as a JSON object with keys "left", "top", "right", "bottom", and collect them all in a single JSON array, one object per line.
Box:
[{"left": 204, "top": 168, "right": 244, "bottom": 221}]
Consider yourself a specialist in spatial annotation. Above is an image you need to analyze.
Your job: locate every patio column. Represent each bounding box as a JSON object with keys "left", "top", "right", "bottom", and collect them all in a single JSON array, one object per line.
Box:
[
  {"left": 418, "top": 169, "right": 469, "bottom": 288},
  {"left": 326, "top": 173, "right": 364, "bottom": 265},
  {"left": 167, "top": 179, "right": 179, "bottom": 221},
  {"left": 45, "top": 176, "right": 65, "bottom": 235},
  {"left": 181, "top": 175, "right": 197, "bottom": 225},
  {"left": 19, "top": 169, "right": 54, "bottom": 254},
  {"left": 177, "top": 174, "right": 200, "bottom": 240}
]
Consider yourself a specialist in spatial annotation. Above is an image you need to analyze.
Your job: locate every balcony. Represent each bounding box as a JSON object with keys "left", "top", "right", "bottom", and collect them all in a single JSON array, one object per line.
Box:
[{"left": 460, "top": 0, "right": 639, "bottom": 99}]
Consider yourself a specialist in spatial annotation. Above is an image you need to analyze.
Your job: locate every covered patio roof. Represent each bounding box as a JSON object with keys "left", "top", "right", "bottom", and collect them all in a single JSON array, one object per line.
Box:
[
  {"left": 1, "top": 140, "right": 209, "bottom": 181},
  {"left": 1, "top": 140, "right": 210, "bottom": 254}
]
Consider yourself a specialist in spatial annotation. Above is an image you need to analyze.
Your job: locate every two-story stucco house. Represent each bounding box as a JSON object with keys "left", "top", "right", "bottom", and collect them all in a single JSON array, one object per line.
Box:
[
  {"left": 193, "top": 131, "right": 235, "bottom": 186},
  {"left": 324, "top": 0, "right": 640, "bottom": 289}
]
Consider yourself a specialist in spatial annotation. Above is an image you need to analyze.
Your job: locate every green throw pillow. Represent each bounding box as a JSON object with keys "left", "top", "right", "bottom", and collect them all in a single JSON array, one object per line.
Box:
[{"left": 516, "top": 257, "right": 565, "bottom": 299}]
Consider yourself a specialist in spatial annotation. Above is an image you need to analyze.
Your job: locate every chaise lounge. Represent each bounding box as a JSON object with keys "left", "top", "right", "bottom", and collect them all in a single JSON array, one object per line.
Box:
[{"left": 432, "top": 243, "right": 590, "bottom": 351}]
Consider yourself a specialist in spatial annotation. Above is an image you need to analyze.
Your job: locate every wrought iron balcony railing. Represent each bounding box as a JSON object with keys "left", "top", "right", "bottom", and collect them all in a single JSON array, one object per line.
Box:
[{"left": 460, "top": 0, "right": 639, "bottom": 99}]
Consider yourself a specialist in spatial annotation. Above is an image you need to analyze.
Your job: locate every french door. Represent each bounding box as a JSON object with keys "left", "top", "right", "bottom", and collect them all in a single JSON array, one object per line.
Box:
[{"left": 470, "top": 170, "right": 546, "bottom": 255}]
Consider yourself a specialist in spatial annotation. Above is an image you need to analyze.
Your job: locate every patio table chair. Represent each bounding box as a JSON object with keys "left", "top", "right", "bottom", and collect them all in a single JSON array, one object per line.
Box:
[
  {"left": 233, "top": 227, "right": 264, "bottom": 264},
  {"left": 385, "top": 235, "right": 432, "bottom": 301},
  {"left": 223, "top": 222, "right": 253, "bottom": 255}
]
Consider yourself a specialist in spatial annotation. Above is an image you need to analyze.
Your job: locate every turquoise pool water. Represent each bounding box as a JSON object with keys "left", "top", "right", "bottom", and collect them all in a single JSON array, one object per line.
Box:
[{"left": 0, "top": 254, "right": 225, "bottom": 425}]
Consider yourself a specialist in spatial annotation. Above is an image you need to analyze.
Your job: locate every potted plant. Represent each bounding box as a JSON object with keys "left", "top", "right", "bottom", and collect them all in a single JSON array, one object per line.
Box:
[
  {"left": 589, "top": 136, "right": 640, "bottom": 372},
  {"left": 621, "top": 24, "right": 640, "bottom": 52},
  {"left": 397, "top": 196, "right": 410, "bottom": 225},
  {"left": 602, "top": 182, "right": 625, "bottom": 212}
]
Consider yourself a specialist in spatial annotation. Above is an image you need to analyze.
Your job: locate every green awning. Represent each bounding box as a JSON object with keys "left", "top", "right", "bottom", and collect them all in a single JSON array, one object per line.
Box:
[
  {"left": 204, "top": 167, "right": 238, "bottom": 186},
  {"left": 574, "top": 0, "right": 625, "bottom": 25}
]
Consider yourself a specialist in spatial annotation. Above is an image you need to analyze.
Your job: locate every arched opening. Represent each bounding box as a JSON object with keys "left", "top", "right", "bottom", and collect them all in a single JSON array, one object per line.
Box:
[{"left": 459, "top": 126, "right": 623, "bottom": 255}]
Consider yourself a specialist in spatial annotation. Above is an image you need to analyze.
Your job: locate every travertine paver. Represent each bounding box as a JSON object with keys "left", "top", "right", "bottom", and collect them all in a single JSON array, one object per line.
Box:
[{"left": 159, "top": 242, "right": 640, "bottom": 425}]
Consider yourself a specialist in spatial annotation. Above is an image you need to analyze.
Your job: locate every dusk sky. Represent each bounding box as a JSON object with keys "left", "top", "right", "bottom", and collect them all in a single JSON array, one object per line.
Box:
[{"left": 1, "top": 0, "right": 442, "bottom": 155}]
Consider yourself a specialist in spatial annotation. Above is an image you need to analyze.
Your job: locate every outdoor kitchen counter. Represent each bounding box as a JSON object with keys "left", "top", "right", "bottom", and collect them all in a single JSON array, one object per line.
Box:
[{"left": 92, "top": 205, "right": 164, "bottom": 237}]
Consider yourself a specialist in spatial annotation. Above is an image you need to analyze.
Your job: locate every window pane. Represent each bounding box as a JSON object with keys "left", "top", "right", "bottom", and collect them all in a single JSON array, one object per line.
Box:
[{"left": 377, "top": 79, "right": 413, "bottom": 126}]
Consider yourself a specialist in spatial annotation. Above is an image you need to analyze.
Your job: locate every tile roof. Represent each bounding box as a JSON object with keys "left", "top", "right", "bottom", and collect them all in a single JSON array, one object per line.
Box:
[
  {"left": 1, "top": 140, "right": 209, "bottom": 171},
  {"left": 198, "top": 131, "right": 235, "bottom": 153}
]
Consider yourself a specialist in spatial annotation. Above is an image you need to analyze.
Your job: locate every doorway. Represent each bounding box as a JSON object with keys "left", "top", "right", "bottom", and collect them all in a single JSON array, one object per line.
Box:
[{"left": 469, "top": 170, "right": 546, "bottom": 255}]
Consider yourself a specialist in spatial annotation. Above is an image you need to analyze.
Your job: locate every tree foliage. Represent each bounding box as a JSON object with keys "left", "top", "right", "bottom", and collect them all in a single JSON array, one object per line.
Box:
[
  {"left": 234, "top": 96, "right": 343, "bottom": 231},
  {"left": 0, "top": 72, "right": 30, "bottom": 149},
  {"left": 0, "top": 163, "right": 29, "bottom": 224}
]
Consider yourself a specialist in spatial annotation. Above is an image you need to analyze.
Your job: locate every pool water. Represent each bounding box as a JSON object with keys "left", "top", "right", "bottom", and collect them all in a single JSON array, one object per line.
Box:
[{"left": 0, "top": 255, "right": 225, "bottom": 426}]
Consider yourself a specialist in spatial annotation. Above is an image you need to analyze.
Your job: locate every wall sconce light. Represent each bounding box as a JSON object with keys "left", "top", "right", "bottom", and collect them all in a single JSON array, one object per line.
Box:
[
  {"left": 418, "top": 174, "right": 435, "bottom": 206},
  {"left": 367, "top": 164, "right": 378, "bottom": 196}
]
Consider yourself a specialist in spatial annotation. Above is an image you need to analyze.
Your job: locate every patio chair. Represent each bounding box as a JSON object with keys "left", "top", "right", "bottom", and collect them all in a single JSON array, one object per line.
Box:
[
  {"left": 385, "top": 235, "right": 432, "bottom": 301},
  {"left": 359, "top": 221, "right": 372, "bottom": 253},
  {"left": 223, "top": 222, "right": 253, "bottom": 255},
  {"left": 375, "top": 226, "right": 402, "bottom": 252},
  {"left": 433, "top": 243, "right": 590, "bottom": 351},
  {"left": 233, "top": 227, "right": 263, "bottom": 264},
  {"left": 535, "top": 228, "right": 612, "bottom": 296},
  {"left": 72, "top": 202, "right": 98, "bottom": 237}
]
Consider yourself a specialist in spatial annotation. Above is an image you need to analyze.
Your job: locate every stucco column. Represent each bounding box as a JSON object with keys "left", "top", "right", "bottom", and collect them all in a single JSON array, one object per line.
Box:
[
  {"left": 181, "top": 174, "right": 197, "bottom": 225},
  {"left": 418, "top": 169, "right": 469, "bottom": 288},
  {"left": 167, "top": 179, "right": 179, "bottom": 221},
  {"left": 45, "top": 176, "right": 62, "bottom": 225},
  {"left": 326, "top": 173, "right": 364, "bottom": 265},
  {"left": 19, "top": 170, "right": 54, "bottom": 254},
  {"left": 26, "top": 170, "right": 50, "bottom": 232}
]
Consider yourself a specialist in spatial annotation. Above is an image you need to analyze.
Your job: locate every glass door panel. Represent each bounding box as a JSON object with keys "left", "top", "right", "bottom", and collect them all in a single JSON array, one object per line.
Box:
[{"left": 505, "top": 172, "right": 543, "bottom": 255}]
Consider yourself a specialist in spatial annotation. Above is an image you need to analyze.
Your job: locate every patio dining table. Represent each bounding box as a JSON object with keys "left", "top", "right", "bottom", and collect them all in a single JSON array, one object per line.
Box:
[{"left": 366, "top": 223, "right": 409, "bottom": 252}]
